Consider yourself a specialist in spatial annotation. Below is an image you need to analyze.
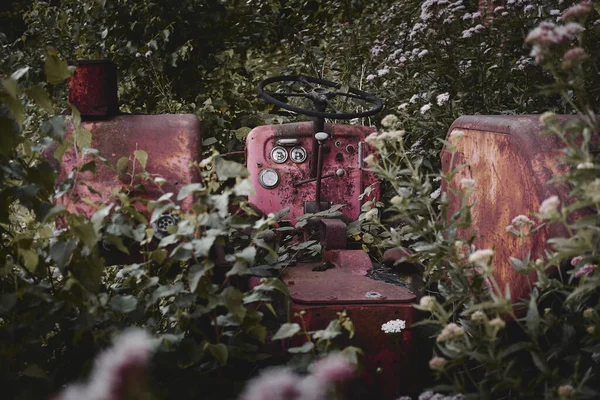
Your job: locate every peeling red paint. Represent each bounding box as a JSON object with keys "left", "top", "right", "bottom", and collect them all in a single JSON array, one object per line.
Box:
[
  {"left": 68, "top": 60, "right": 119, "bottom": 116},
  {"left": 288, "top": 301, "right": 421, "bottom": 398},
  {"left": 57, "top": 114, "right": 202, "bottom": 218},
  {"left": 441, "top": 115, "right": 575, "bottom": 302},
  {"left": 282, "top": 249, "right": 421, "bottom": 398},
  {"left": 246, "top": 122, "right": 380, "bottom": 223}
]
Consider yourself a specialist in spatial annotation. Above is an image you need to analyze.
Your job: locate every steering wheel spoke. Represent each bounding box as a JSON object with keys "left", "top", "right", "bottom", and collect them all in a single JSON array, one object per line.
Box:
[{"left": 324, "top": 99, "right": 343, "bottom": 115}]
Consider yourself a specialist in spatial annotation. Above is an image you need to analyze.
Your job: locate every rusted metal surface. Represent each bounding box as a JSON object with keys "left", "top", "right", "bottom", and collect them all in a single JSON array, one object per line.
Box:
[
  {"left": 57, "top": 114, "right": 202, "bottom": 217},
  {"left": 68, "top": 60, "right": 119, "bottom": 116},
  {"left": 246, "top": 122, "right": 380, "bottom": 224},
  {"left": 282, "top": 250, "right": 416, "bottom": 305},
  {"left": 319, "top": 218, "right": 347, "bottom": 249},
  {"left": 441, "top": 115, "right": 572, "bottom": 302},
  {"left": 288, "top": 303, "right": 421, "bottom": 398}
]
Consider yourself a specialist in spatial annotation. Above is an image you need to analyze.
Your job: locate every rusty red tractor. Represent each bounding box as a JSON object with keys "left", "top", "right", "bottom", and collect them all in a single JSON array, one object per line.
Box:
[
  {"left": 248, "top": 75, "right": 425, "bottom": 398},
  {"left": 57, "top": 62, "right": 424, "bottom": 398},
  {"left": 55, "top": 60, "right": 575, "bottom": 399}
]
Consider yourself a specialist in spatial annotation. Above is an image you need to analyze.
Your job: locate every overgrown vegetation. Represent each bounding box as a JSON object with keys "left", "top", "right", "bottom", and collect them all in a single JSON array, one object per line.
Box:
[{"left": 2, "top": 0, "right": 600, "bottom": 399}]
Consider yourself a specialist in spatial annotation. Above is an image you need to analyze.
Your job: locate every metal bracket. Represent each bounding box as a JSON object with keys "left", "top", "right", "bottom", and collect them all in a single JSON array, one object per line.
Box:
[{"left": 319, "top": 219, "right": 347, "bottom": 250}]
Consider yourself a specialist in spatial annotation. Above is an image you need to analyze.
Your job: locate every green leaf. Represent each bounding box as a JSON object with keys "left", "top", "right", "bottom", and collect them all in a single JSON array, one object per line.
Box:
[
  {"left": 42, "top": 116, "right": 66, "bottom": 141},
  {"left": 246, "top": 325, "right": 267, "bottom": 343},
  {"left": 288, "top": 341, "right": 314, "bottom": 353},
  {"left": 151, "top": 282, "right": 184, "bottom": 304},
  {"left": 2, "top": 78, "right": 18, "bottom": 98},
  {"left": 80, "top": 161, "right": 96, "bottom": 174},
  {"left": 272, "top": 322, "right": 301, "bottom": 340},
  {"left": 116, "top": 156, "right": 130, "bottom": 175},
  {"left": 226, "top": 260, "right": 250, "bottom": 277},
  {"left": 236, "top": 246, "right": 256, "bottom": 264},
  {"left": 26, "top": 86, "right": 53, "bottom": 111},
  {"left": 70, "top": 104, "right": 81, "bottom": 128},
  {"left": 0, "top": 293, "right": 17, "bottom": 315},
  {"left": 234, "top": 127, "right": 252, "bottom": 140},
  {"left": 151, "top": 249, "right": 168, "bottom": 264},
  {"left": 525, "top": 289, "right": 540, "bottom": 338},
  {"left": 45, "top": 49, "right": 72, "bottom": 85},
  {"left": 22, "top": 364, "right": 49, "bottom": 380},
  {"left": 340, "top": 346, "right": 363, "bottom": 364},
  {"left": 205, "top": 343, "right": 228, "bottom": 366},
  {"left": 233, "top": 178, "right": 255, "bottom": 196},
  {"left": 42, "top": 204, "right": 67, "bottom": 223},
  {"left": 530, "top": 351, "right": 549, "bottom": 374},
  {"left": 54, "top": 140, "right": 71, "bottom": 162},
  {"left": 109, "top": 295, "right": 138, "bottom": 313},
  {"left": 3, "top": 94, "right": 24, "bottom": 125},
  {"left": 254, "top": 278, "right": 290, "bottom": 296},
  {"left": 222, "top": 286, "right": 246, "bottom": 321},
  {"left": 312, "top": 320, "right": 342, "bottom": 340},
  {"left": 192, "top": 236, "right": 217, "bottom": 257},
  {"left": 203, "top": 137, "right": 218, "bottom": 146},
  {"left": 134, "top": 149, "right": 148, "bottom": 169},
  {"left": 177, "top": 183, "right": 205, "bottom": 201},
  {"left": 19, "top": 248, "right": 38, "bottom": 273},
  {"left": 499, "top": 341, "right": 530, "bottom": 360},
  {"left": 188, "top": 262, "right": 213, "bottom": 292},
  {"left": 50, "top": 239, "right": 77, "bottom": 274},
  {"left": 75, "top": 128, "right": 92, "bottom": 150},
  {"left": 215, "top": 157, "right": 249, "bottom": 181},
  {"left": 72, "top": 222, "right": 98, "bottom": 248}
]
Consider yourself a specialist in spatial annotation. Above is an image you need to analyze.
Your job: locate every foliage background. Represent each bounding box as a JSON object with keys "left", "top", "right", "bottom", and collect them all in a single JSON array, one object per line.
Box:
[{"left": 2, "top": 0, "right": 600, "bottom": 399}]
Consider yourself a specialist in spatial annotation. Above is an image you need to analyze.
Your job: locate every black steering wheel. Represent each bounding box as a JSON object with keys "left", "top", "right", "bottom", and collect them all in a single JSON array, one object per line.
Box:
[{"left": 258, "top": 75, "right": 383, "bottom": 119}]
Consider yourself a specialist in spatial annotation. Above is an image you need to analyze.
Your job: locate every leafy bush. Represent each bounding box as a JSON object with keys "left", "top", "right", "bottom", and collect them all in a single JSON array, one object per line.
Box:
[
  {"left": 0, "top": 51, "right": 294, "bottom": 399},
  {"left": 362, "top": 2, "right": 600, "bottom": 398},
  {"left": 3, "top": 1, "right": 600, "bottom": 399}
]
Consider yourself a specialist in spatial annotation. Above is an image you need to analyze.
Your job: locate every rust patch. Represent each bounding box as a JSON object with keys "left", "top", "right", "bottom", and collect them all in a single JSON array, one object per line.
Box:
[
  {"left": 319, "top": 219, "right": 348, "bottom": 249},
  {"left": 247, "top": 122, "right": 380, "bottom": 223},
  {"left": 288, "top": 303, "right": 422, "bottom": 398},
  {"left": 442, "top": 115, "right": 577, "bottom": 302},
  {"left": 56, "top": 114, "right": 202, "bottom": 219},
  {"left": 68, "top": 60, "right": 119, "bottom": 116}
]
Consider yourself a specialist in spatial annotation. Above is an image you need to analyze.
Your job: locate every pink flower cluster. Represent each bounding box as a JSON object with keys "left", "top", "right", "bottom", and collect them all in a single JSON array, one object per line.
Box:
[
  {"left": 575, "top": 264, "right": 597, "bottom": 278},
  {"left": 571, "top": 256, "right": 598, "bottom": 278},
  {"left": 57, "top": 329, "right": 155, "bottom": 400},
  {"left": 562, "top": 47, "right": 588, "bottom": 69},
  {"left": 526, "top": 21, "right": 585, "bottom": 64},
  {"left": 561, "top": 2, "right": 592, "bottom": 22},
  {"left": 240, "top": 354, "right": 356, "bottom": 400},
  {"left": 526, "top": 22, "right": 584, "bottom": 47}
]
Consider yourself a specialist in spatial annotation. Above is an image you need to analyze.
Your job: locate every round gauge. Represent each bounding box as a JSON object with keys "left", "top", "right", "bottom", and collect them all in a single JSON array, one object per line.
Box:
[
  {"left": 259, "top": 168, "right": 280, "bottom": 189},
  {"left": 290, "top": 146, "right": 307, "bottom": 163},
  {"left": 270, "top": 146, "right": 288, "bottom": 163}
]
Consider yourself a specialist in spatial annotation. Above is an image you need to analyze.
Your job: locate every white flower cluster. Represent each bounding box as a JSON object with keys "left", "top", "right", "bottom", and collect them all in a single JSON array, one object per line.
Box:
[
  {"left": 470, "top": 310, "right": 486, "bottom": 322},
  {"left": 511, "top": 214, "right": 534, "bottom": 228},
  {"left": 436, "top": 92, "right": 450, "bottom": 106},
  {"left": 419, "top": 295, "right": 437, "bottom": 311},
  {"left": 468, "top": 249, "right": 494, "bottom": 263},
  {"left": 459, "top": 178, "right": 475, "bottom": 191},
  {"left": 539, "top": 195, "right": 560, "bottom": 218},
  {"left": 420, "top": 103, "right": 432, "bottom": 114},
  {"left": 381, "top": 319, "right": 406, "bottom": 334},
  {"left": 461, "top": 24, "right": 484, "bottom": 39}
]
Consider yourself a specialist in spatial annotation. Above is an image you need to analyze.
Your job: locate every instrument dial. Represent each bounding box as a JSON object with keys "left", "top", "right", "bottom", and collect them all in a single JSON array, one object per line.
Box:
[
  {"left": 270, "top": 146, "right": 288, "bottom": 163},
  {"left": 290, "top": 146, "right": 307, "bottom": 163},
  {"left": 259, "top": 168, "right": 280, "bottom": 188}
]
